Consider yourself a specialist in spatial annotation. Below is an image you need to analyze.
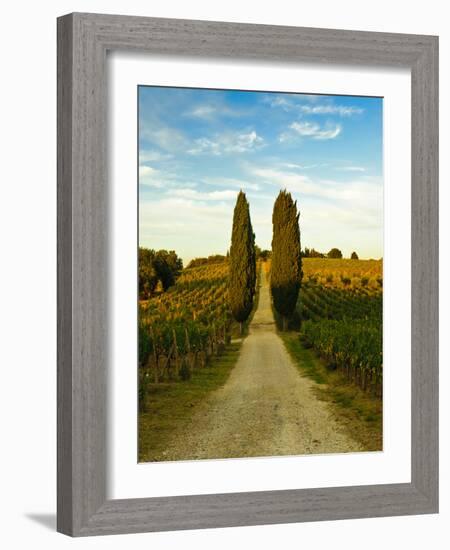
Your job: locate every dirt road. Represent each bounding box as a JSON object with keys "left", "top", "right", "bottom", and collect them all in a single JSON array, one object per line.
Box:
[{"left": 160, "top": 268, "right": 361, "bottom": 461}]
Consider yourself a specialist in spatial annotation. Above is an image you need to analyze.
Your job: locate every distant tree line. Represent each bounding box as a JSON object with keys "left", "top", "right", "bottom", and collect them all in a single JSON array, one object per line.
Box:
[
  {"left": 302, "top": 247, "right": 359, "bottom": 260},
  {"left": 139, "top": 247, "right": 183, "bottom": 299},
  {"left": 256, "top": 246, "right": 359, "bottom": 261},
  {"left": 302, "top": 247, "right": 325, "bottom": 258}
]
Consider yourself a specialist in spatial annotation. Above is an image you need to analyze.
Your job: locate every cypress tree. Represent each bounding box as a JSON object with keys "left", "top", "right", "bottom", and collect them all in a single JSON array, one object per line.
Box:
[
  {"left": 271, "top": 190, "right": 302, "bottom": 330},
  {"left": 229, "top": 191, "right": 256, "bottom": 334}
]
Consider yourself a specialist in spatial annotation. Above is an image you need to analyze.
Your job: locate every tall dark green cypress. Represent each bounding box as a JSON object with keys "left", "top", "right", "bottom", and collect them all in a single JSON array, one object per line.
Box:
[
  {"left": 271, "top": 190, "right": 302, "bottom": 330},
  {"left": 229, "top": 191, "right": 256, "bottom": 334}
]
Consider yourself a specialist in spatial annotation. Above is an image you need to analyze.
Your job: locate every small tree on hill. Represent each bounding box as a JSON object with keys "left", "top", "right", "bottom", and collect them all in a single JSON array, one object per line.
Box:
[
  {"left": 271, "top": 190, "right": 302, "bottom": 330},
  {"left": 153, "top": 250, "right": 183, "bottom": 291},
  {"left": 229, "top": 191, "right": 256, "bottom": 334},
  {"left": 351, "top": 251, "right": 359, "bottom": 260},
  {"left": 138, "top": 247, "right": 183, "bottom": 297},
  {"left": 328, "top": 248, "right": 343, "bottom": 259}
]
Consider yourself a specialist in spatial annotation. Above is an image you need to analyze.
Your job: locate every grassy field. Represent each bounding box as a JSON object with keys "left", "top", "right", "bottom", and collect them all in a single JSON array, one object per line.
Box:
[{"left": 139, "top": 341, "right": 242, "bottom": 462}]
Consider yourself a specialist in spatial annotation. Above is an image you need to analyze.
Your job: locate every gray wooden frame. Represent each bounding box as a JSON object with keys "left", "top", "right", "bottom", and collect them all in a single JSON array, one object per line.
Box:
[{"left": 57, "top": 12, "right": 439, "bottom": 537}]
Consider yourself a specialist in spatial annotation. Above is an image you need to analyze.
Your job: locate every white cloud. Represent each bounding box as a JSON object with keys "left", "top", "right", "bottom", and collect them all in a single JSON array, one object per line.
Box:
[
  {"left": 187, "top": 130, "right": 264, "bottom": 155},
  {"left": 246, "top": 164, "right": 382, "bottom": 255},
  {"left": 139, "top": 165, "right": 156, "bottom": 177},
  {"left": 170, "top": 188, "right": 237, "bottom": 201},
  {"left": 139, "top": 150, "right": 172, "bottom": 163},
  {"left": 282, "top": 162, "right": 322, "bottom": 170},
  {"left": 266, "top": 96, "right": 291, "bottom": 110},
  {"left": 186, "top": 137, "right": 221, "bottom": 156},
  {"left": 266, "top": 95, "right": 363, "bottom": 117},
  {"left": 139, "top": 197, "right": 233, "bottom": 263},
  {"left": 336, "top": 166, "right": 366, "bottom": 172},
  {"left": 232, "top": 131, "right": 264, "bottom": 152},
  {"left": 139, "top": 165, "right": 199, "bottom": 190},
  {"left": 279, "top": 122, "right": 341, "bottom": 142},
  {"left": 139, "top": 165, "right": 164, "bottom": 188},
  {"left": 184, "top": 102, "right": 242, "bottom": 120},
  {"left": 203, "top": 177, "right": 260, "bottom": 191},
  {"left": 249, "top": 167, "right": 316, "bottom": 195},
  {"left": 248, "top": 165, "right": 381, "bottom": 205},
  {"left": 251, "top": 166, "right": 296, "bottom": 182},
  {"left": 140, "top": 125, "right": 188, "bottom": 152},
  {"left": 279, "top": 122, "right": 342, "bottom": 142},
  {"left": 187, "top": 105, "right": 217, "bottom": 119},
  {"left": 300, "top": 105, "right": 363, "bottom": 116},
  {"left": 289, "top": 121, "right": 342, "bottom": 140}
]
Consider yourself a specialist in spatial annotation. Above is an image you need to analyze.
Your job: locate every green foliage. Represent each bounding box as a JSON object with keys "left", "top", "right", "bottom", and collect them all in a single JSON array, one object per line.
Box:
[
  {"left": 139, "top": 247, "right": 183, "bottom": 298},
  {"left": 139, "top": 262, "right": 231, "bottom": 367},
  {"left": 139, "top": 248, "right": 158, "bottom": 299},
  {"left": 154, "top": 249, "right": 183, "bottom": 291},
  {"left": 139, "top": 319, "right": 154, "bottom": 366},
  {"left": 301, "top": 319, "right": 382, "bottom": 385},
  {"left": 297, "top": 278, "right": 383, "bottom": 394},
  {"left": 258, "top": 248, "right": 272, "bottom": 261},
  {"left": 271, "top": 190, "right": 302, "bottom": 322},
  {"left": 327, "top": 247, "right": 343, "bottom": 259},
  {"left": 228, "top": 191, "right": 256, "bottom": 324},
  {"left": 297, "top": 282, "right": 382, "bottom": 323},
  {"left": 351, "top": 251, "right": 359, "bottom": 260}
]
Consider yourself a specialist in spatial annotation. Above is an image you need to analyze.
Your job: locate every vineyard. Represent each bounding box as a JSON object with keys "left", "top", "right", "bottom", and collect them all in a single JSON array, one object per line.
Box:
[
  {"left": 139, "top": 261, "right": 238, "bottom": 390},
  {"left": 298, "top": 259, "right": 383, "bottom": 396},
  {"left": 138, "top": 255, "right": 382, "bottom": 459},
  {"left": 302, "top": 257, "right": 382, "bottom": 290},
  {"left": 139, "top": 257, "right": 383, "bottom": 396}
]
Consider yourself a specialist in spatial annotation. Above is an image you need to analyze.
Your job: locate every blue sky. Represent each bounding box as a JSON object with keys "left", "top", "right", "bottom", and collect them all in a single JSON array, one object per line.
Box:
[{"left": 139, "top": 86, "right": 383, "bottom": 264}]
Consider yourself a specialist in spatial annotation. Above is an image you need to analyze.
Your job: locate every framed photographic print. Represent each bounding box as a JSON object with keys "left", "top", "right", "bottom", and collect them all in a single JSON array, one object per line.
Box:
[{"left": 57, "top": 13, "right": 438, "bottom": 536}]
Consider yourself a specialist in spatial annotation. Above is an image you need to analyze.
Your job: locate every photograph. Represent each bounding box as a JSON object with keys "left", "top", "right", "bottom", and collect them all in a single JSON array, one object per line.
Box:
[{"left": 138, "top": 85, "right": 383, "bottom": 462}]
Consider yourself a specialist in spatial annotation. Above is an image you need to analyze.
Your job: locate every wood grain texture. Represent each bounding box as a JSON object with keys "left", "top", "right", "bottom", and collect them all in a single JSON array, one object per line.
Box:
[
  {"left": 410, "top": 36, "right": 439, "bottom": 506},
  {"left": 57, "top": 12, "right": 439, "bottom": 537},
  {"left": 57, "top": 13, "right": 73, "bottom": 535}
]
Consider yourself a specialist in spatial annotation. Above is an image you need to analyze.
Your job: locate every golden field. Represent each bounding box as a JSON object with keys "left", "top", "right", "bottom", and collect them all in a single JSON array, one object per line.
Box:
[{"left": 302, "top": 258, "right": 382, "bottom": 290}]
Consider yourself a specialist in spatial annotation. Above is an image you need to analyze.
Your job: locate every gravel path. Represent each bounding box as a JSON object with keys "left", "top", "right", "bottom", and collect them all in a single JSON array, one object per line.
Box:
[{"left": 160, "top": 269, "right": 361, "bottom": 461}]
